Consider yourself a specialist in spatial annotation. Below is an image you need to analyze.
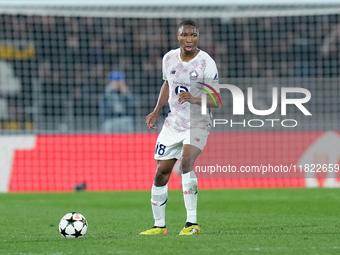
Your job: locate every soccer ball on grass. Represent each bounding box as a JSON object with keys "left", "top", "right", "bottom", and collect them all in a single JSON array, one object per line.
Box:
[{"left": 59, "top": 212, "right": 88, "bottom": 239}]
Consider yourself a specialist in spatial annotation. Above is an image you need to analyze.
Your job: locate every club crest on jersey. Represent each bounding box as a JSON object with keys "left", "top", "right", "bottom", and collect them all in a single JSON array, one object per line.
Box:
[
  {"left": 190, "top": 70, "right": 198, "bottom": 80},
  {"left": 175, "top": 86, "right": 189, "bottom": 95},
  {"left": 171, "top": 70, "right": 176, "bottom": 74}
]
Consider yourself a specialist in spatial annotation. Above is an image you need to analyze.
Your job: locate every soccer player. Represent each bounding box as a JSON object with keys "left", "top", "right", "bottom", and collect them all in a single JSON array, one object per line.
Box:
[{"left": 140, "top": 20, "right": 220, "bottom": 236}]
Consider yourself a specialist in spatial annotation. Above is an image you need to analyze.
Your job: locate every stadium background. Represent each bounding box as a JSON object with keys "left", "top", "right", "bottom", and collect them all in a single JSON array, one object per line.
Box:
[{"left": 0, "top": 0, "right": 339, "bottom": 192}]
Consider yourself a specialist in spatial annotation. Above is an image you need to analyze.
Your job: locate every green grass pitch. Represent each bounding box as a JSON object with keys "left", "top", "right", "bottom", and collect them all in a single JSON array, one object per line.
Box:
[{"left": 1, "top": 188, "right": 340, "bottom": 255}]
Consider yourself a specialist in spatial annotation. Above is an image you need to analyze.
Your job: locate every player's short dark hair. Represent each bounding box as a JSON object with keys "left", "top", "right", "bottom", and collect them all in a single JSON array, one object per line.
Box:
[{"left": 177, "top": 20, "right": 199, "bottom": 33}]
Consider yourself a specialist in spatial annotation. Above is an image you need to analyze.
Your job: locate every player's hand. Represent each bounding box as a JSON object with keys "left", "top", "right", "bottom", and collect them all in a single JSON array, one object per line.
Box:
[
  {"left": 178, "top": 91, "right": 195, "bottom": 104},
  {"left": 146, "top": 112, "right": 159, "bottom": 129}
]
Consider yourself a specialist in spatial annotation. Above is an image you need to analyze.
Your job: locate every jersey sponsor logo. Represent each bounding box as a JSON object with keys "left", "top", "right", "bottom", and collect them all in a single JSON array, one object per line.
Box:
[
  {"left": 190, "top": 70, "right": 198, "bottom": 80},
  {"left": 174, "top": 81, "right": 190, "bottom": 86},
  {"left": 175, "top": 86, "right": 189, "bottom": 95}
]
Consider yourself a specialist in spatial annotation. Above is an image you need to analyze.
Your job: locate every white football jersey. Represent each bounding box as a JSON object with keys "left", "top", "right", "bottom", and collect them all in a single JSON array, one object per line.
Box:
[{"left": 162, "top": 48, "right": 219, "bottom": 132}]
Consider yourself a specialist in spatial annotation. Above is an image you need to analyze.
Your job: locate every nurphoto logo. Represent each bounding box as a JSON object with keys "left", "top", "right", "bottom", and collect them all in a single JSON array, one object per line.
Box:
[{"left": 200, "top": 83, "right": 312, "bottom": 128}]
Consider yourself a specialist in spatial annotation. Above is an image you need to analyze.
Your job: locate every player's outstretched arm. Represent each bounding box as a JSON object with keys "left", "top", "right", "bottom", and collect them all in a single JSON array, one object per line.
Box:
[{"left": 146, "top": 81, "right": 169, "bottom": 129}]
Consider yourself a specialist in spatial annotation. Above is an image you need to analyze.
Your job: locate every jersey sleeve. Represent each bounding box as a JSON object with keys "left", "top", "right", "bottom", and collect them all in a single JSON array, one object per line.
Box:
[
  {"left": 162, "top": 53, "right": 168, "bottom": 81},
  {"left": 204, "top": 58, "right": 219, "bottom": 93}
]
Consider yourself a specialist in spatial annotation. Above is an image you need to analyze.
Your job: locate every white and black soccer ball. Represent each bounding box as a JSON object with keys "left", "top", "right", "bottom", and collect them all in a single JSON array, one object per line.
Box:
[{"left": 59, "top": 212, "right": 88, "bottom": 239}]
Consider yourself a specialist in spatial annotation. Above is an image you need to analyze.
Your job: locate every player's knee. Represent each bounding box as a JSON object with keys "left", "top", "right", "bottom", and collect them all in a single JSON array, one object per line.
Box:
[
  {"left": 154, "top": 172, "right": 170, "bottom": 186},
  {"left": 156, "top": 163, "right": 172, "bottom": 175},
  {"left": 180, "top": 157, "right": 191, "bottom": 173},
  {"left": 154, "top": 164, "right": 171, "bottom": 186}
]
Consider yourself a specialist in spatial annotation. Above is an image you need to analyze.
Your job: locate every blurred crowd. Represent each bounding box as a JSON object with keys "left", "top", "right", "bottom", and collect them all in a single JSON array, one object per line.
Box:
[{"left": 0, "top": 14, "right": 339, "bottom": 130}]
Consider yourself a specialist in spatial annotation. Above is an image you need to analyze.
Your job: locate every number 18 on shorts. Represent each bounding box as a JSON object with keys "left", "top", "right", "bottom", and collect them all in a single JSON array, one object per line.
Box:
[{"left": 154, "top": 125, "right": 209, "bottom": 160}]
